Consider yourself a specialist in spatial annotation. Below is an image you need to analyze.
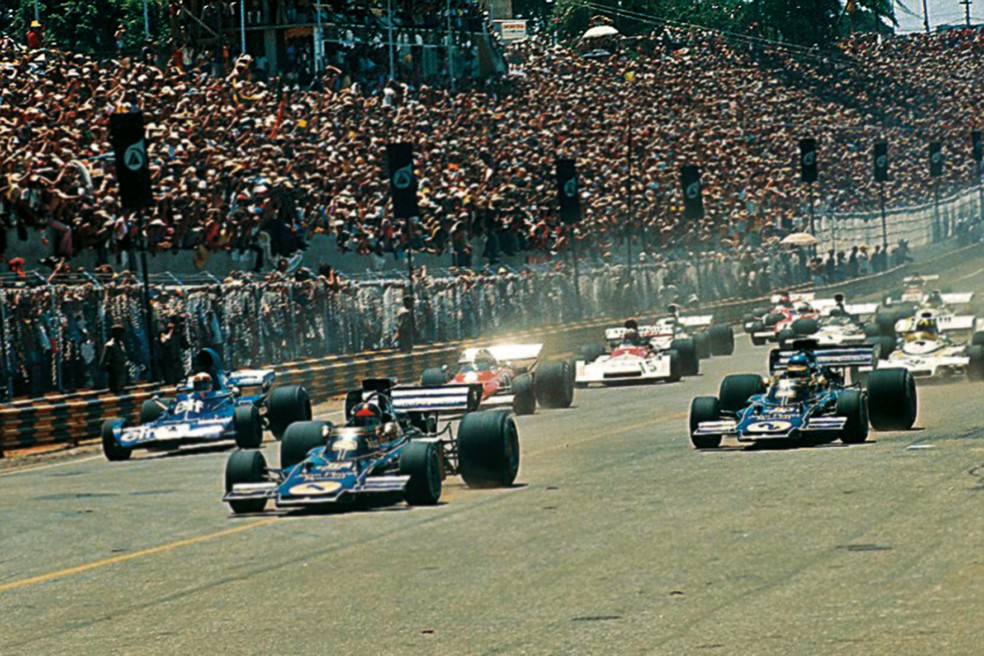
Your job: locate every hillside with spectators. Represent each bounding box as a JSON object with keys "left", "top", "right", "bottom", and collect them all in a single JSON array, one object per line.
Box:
[{"left": 2, "top": 27, "right": 984, "bottom": 270}]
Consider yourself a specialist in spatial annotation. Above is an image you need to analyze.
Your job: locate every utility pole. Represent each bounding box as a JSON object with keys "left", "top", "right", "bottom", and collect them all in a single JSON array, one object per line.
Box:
[
  {"left": 625, "top": 106, "right": 633, "bottom": 274},
  {"left": 923, "top": 0, "right": 931, "bottom": 33},
  {"left": 961, "top": 0, "right": 972, "bottom": 26}
]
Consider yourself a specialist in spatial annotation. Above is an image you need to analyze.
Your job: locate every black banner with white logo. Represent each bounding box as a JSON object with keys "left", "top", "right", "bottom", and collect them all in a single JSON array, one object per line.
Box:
[
  {"left": 555, "top": 159, "right": 581, "bottom": 224},
  {"left": 386, "top": 142, "right": 419, "bottom": 219},
  {"left": 679, "top": 165, "right": 705, "bottom": 221},
  {"left": 973, "top": 131, "right": 983, "bottom": 163},
  {"left": 109, "top": 112, "right": 153, "bottom": 211},
  {"left": 799, "top": 138, "right": 817, "bottom": 183},
  {"left": 873, "top": 141, "right": 889, "bottom": 183},
  {"left": 929, "top": 141, "right": 943, "bottom": 178}
]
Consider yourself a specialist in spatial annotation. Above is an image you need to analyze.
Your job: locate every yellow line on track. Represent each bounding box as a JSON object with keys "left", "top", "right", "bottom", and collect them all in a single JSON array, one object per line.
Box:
[
  {"left": 0, "top": 518, "right": 278, "bottom": 593},
  {"left": 0, "top": 456, "right": 102, "bottom": 479}
]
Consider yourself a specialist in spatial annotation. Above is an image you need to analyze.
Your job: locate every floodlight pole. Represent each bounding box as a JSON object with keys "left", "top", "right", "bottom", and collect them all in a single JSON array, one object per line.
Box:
[
  {"left": 136, "top": 211, "right": 158, "bottom": 381},
  {"left": 625, "top": 108, "right": 633, "bottom": 273}
]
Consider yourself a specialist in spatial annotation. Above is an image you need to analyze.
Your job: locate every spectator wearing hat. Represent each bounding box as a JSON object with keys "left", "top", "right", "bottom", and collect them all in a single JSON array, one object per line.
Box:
[
  {"left": 27, "top": 21, "right": 43, "bottom": 50},
  {"left": 100, "top": 325, "right": 131, "bottom": 393},
  {"left": 159, "top": 316, "right": 189, "bottom": 385}
]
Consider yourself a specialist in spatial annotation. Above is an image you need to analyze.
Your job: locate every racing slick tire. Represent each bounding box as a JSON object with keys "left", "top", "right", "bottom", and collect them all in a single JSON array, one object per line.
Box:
[
  {"left": 719, "top": 374, "right": 767, "bottom": 414},
  {"left": 765, "top": 312, "right": 784, "bottom": 327},
  {"left": 836, "top": 389, "right": 869, "bottom": 444},
  {"left": 689, "top": 396, "right": 722, "bottom": 450},
  {"left": 281, "top": 421, "right": 331, "bottom": 470},
  {"left": 971, "top": 332, "right": 984, "bottom": 348},
  {"left": 534, "top": 360, "right": 575, "bottom": 409},
  {"left": 867, "top": 368, "right": 918, "bottom": 431},
  {"left": 709, "top": 324, "right": 735, "bottom": 356},
  {"left": 742, "top": 314, "right": 757, "bottom": 332},
  {"left": 400, "top": 441, "right": 443, "bottom": 506},
  {"left": 791, "top": 318, "right": 819, "bottom": 336},
  {"left": 101, "top": 419, "right": 132, "bottom": 461},
  {"left": 749, "top": 321, "right": 767, "bottom": 347},
  {"left": 457, "top": 411, "right": 520, "bottom": 488},
  {"left": 777, "top": 329, "right": 796, "bottom": 349},
  {"left": 225, "top": 449, "right": 268, "bottom": 514},
  {"left": 267, "top": 385, "right": 312, "bottom": 440},
  {"left": 670, "top": 338, "right": 699, "bottom": 377},
  {"left": 967, "top": 345, "right": 984, "bottom": 381},
  {"left": 579, "top": 344, "right": 607, "bottom": 364},
  {"left": 866, "top": 335, "right": 896, "bottom": 360},
  {"left": 233, "top": 405, "right": 264, "bottom": 449},
  {"left": 694, "top": 331, "right": 711, "bottom": 360},
  {"left": 863, "top": 323, "right": 881, "bottom": 338},
  {"left": 875, "top": 311, "right": 899, "bottom": 337},
  {"left": 752, "top": 306, "right": 770, "bottom": 318},
  {"left": 667, "top": 350, "right": 682, "bottom": 383},
  {"left": 344, "top": 390, "right": 363, "bottom": 421},
  {"left": 139, "top": 399, "right": 170, "bottom": 425},
  {"left": 421, "top": 367, "right": 450, "bottom": 387},
  {"left": 512, "top": 374, "right": 537, "bottom": 416}
]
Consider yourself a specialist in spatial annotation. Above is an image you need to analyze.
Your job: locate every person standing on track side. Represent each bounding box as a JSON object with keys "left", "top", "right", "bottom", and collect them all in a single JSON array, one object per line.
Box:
[{"left": 100, "top": 325, "right": 131, "bottom": 393}]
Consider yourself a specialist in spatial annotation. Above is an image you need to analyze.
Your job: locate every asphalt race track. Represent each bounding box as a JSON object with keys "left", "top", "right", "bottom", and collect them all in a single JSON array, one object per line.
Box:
[{"left": 4, "top": 279, "right": 984, "bottom": 654}]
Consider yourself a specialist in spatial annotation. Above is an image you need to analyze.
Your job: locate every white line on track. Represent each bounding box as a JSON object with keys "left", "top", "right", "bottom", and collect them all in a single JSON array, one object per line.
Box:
[
  {"left": 954, "top": 266, "right": 984, "bottom": 283},
  {"left": 0, "top": 455, "right": 102, "bottom": 479}
]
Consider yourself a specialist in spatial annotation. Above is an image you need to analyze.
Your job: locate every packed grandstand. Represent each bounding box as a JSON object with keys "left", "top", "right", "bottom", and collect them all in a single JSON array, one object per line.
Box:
[{"left": 1, "top": 17, "right": 984, "bottom": 398}]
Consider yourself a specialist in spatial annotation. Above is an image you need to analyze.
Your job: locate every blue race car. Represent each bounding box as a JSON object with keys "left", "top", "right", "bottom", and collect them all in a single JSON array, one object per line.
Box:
[
  {"left": 688, "top": 341, "right": 918, "bottom": 449},
  {"left": 101, "top": 349, "right": 312, "bottom": 460},
  {"left": 222, "top": 378, "right": 520, "bottom": 514}
]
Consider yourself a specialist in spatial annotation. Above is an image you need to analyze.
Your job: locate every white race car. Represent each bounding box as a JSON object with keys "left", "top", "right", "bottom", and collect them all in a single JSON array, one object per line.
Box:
[
  {"left": 576, "top": 326, "right": 686, "bottom": 386},
  {"left": 872, "top": 309, "right": 984, "bottom": 380}
]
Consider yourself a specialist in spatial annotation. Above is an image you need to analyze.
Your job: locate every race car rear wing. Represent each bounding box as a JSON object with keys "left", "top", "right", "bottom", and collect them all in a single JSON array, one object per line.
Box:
[
  {"left": 389, "top": 385, "right": 483, "bottom": 413},
  {"left": 898, "top": 313, "right": 977, "bottom": 333},
  {"left": 810, "top": 299, "right": 878, "bottom": 317},
  {"left": 605, "top": 325, "right": 671, "bottom": 341},
  {"left": 460, "top": 343, "right": 543, "bottom": 367},
  {"left": 770, "top": 292, "right": 814, "bottom": 304},
  {"left": 676, "top": 315, "right": 714, "bottom": 329},
  {"left": 769, "top": 342, "right": 876, "bottom": 374}
]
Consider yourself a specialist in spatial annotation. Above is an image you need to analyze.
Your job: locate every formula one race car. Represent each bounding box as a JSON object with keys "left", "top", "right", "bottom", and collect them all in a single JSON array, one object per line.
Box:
[
  {"left": 645, "top": 307, "right": 735, "bottom": 359},
  {"left": 576, "top": 321, "right": 691, "bottom": 384},
  {"left": 101, "top": 349, "right": 312, "bottom": 461},
  {"left": 870, "top": 309, "right": 984, "bottom": 380},
  {"left": 744, "top": 292, "right": 822, "bottom": 347},
  {"left": 688, "top": 341, "right": 918, "bottom": 449},
  {"left": 419, "top": 343, "right": 573, "bottom": 415},
  {"left": 222, "top": 378, "right": 520, "bottom": 513},
  {"left": 884, "top": 275, "right": 974, "bottom": 310}
]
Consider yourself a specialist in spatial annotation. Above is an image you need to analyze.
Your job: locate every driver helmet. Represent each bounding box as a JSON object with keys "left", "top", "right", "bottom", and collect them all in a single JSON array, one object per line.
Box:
[
  {"left": 796, "top": 303, "right": 812, "bottom": 313},
  {"left": 190, "top": 372, "right": 212, "bottom": 393},
  {"left": 622, "top": 328, "right": 641, "bottom": 346},
  {"left": 926, "top": 290, "right": 944, "bottom": 307},
  {"left": 351, "top": 402, "right": 382, "bottom": 428},
  {"left": 916, "top": 317, "right": 938, "bottom": 334},
  {"left": 786, "top": 353, "right": 812, "bottom": 379},
  {"left": 474, "top": 350, "right": 497, "bottom": 370}
]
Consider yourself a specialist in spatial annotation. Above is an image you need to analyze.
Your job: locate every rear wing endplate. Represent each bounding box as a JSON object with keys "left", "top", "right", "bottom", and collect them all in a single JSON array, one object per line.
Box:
[{"left": 769, "top": 343, "right": 875, "bottom": 374}]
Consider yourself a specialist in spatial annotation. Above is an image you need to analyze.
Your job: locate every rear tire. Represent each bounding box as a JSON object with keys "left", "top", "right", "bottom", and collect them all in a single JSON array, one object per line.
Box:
[
  {"left": 670, "top": 338, "right": 699, "bottom": 377},
  {"left": 101, "top": 419, "right": 132, "bottom": 461},
  {"left": 866, "top": 335, "right": 896, "bottom": 360},
  {"left": 875, "top": 311, "right": 899, "bottom": 337},
  {"left": 689, "top": 396, "right": 722, "bottom": 449},
  {"left": 972, "top": 332, "right": 984, "bottom": 348},
  {"left": 836, "top": 389, "right": 869, "bottom": 444},
  {"left": 281, "top": 420, "right": 331, "bottom": 470},
  {"left": 400, "top": 441, "right": 443, "bottom": 505},
  {"left": 534, "top": 360, "right": 574, "bottom": 409},
  {"left": 225, "top": 450, "right": 268, "bottom": 514},
  {"left": 777, "top": 328, "right": 795, "bottom": 349},
  {"left": 511, "top": 374, "right": 536, "bottom": 415},
  {"left": 457, "top": 411, "right": 520, "bottom": 488},
  {"left": 709, "top": 324, "right": 735, "bottom": 356},
  {"left": 666, "top": 350, "right": 681, "bottom": 383},
  {"left": 967, "top": 345, "right": 984, "bottom": 381},
  {"left": 719, "top": 374, "right": 767, "bottom": 413},
  {"left": 421, "top": 367, "right": 449, "bottom": 387},
  {"left": 868, "top": 368, "right": 917, "bottom": 430},
  {"left": 791, "top": 318, "right": 819, "bottom": 336},
  {"left": 233, "top": 405, "right": 263, "bottom": 449},
  {"left": 579, "top": 344, "right": 607, "bottom": 364},
  {"left": 267, "top": 385, "right": 312, "bottom": 440}
]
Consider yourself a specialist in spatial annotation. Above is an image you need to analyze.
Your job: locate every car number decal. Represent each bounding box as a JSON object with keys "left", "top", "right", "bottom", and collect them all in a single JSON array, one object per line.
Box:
[
  {"left": 746, "top": 420, "right": 792, "bottom": 433},
  {"left": 289, "top": 481, "right": 342, "bottom": 496}
]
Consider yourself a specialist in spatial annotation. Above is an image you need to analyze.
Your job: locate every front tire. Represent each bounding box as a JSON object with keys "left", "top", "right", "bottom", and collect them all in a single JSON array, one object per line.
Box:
[
  {"left": 867, "top": 368, "right": 917, "bottom": 430},
  {"left": 694, "top": 331, "right": 711, "bottom": 360},
  {"left": 225, "top": 450, "right": 268, "bottom": 514},
  {"left": 670, "top": 338, "right": 699, "bottom": 377},
  {"left": 457, "top": 411, "right": 520, "bottom": 488},
  {"left": 836, "top": 389, "right": 869, "bottom": 444},
  {"left": 101, "top": 419, "right": 132, "bottom": 461},
  {"left": 400, "top": 441, "right": 443, "bottom": 505},
  {"left": 267, "top": 385, "right": 312, "bottom": 440},
  {"left": 281, "top": 421, "right": 331, "bottom": 470},
  {"left": 967, "top": 345, "right": 984, "bottom": 381},
  {"left": 709, "top": 324, "right": 735, "bottom": 356},
  {"left": 689, "top": 396, "right": 722, "bottom": 449},
  {"left": 233, "top": 405, "right": 263, "bottom": 449},
  {"left": 511, "top": 374, "right": 536, "bottom": 415},
  {"left": 719, "top": 374, "right": 767, "bottom": 413}
]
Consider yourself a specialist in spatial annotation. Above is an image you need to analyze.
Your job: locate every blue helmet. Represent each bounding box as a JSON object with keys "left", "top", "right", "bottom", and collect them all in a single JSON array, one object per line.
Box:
[{"left": 787, "top": 352, "right": 812, "bottom": 378}]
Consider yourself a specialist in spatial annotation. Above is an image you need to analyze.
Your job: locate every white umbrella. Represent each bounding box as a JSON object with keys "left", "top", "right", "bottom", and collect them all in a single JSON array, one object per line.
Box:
[
  {"left": 781, "top": 232, "right": 819, "bottom": 247},
  {"left": 581, "top": 25, "right": 620, "bottom": 40}
]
